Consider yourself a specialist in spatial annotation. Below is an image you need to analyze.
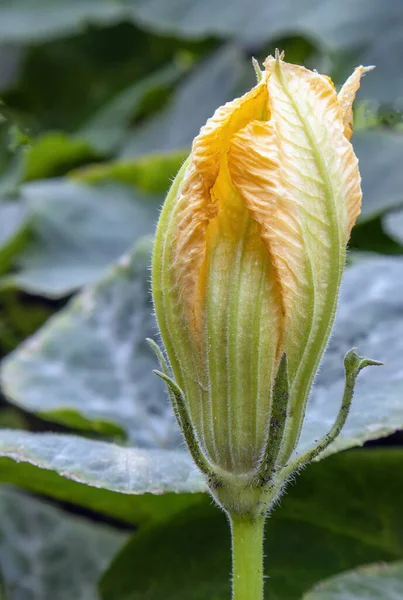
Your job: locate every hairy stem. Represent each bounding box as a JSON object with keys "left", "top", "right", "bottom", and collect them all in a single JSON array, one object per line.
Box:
[{"left": 230, "top": 514, "right": 265, "bottom": 600}]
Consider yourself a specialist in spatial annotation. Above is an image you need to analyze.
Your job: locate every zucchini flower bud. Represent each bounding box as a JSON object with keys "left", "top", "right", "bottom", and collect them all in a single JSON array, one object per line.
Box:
[{"left": 150, "top": 52, "right": 379, "bottom": 519}]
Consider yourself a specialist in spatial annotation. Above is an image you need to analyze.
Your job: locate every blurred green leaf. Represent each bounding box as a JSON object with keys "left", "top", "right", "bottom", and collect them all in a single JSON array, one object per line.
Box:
[
  {"left": 120, "top": 46, "right": 252, "bottom": 158},
  {"left": 0, "top": 180, "right": 161, "bottom": 297},
  {"left": 77, "top": 63, "right": 186, "bottom": 155},
  {"left": 0, "top": 0, "right": 393, "bottom": 50},
  {"left": 350, "top": 219, "right": 403, "bottom": 256},
  {"left": 303, "top": 561, "right": 403, "bottom": 599},
  {"left": 0, "top": 290, "right": 54, "bottom": 357},
  {"left": 0, "top": 407, "right": 27, "bottom": 430},
  {"left": 100, "top": 449, "right": 403, "bottom": 600},
  {"left": 0, "top": 2, "right": 401, "bottom": 103},
  {"left": 23, "top": 132, "right": 97, "bottom": 181},
  {"left": 297, "top": 256, "right": 402, "bottom": 457},
  {"left": 355, "top": 130, "right": 403, "bottom": 223},
  {"left": 3, "top": 22, "right": 212, "bottom": 133},
  {"left": 349, "top": 27, "right": 403, "bottom": 104},
  {"left": 0, "top": 429, "right": 206, "bottom": 521},
  {"left": 73, "top": 149, "right": 187, "bottom": 194},
  {"left": 382, "top": 209, "right": 403, "bottom": 246},
  {"left": 0, "top": 486, "right": 127, "bottom": 600},
  {"left": 0, "top": 2, "right": 130, "bottom": 43},
  {"left": 0, "top": 200, "right": 29, "bottom": 275}
]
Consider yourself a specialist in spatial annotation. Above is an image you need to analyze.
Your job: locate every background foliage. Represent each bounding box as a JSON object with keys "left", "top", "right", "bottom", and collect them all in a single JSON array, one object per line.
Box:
[{"left": 0, "top": 1, "right": 403, "bottom": 598}]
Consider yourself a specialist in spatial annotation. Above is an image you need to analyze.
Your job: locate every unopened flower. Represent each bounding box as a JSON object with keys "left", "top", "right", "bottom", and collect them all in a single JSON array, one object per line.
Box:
[{"left": 150, "top": 52, "right": 379, "bottom": 518}]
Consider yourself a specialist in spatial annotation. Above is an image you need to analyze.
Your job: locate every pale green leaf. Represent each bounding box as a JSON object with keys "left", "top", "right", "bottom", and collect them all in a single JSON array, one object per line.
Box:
[
  {"left": 304, "top": 561, "right": 403, "bottom": 600},
  {"left": 298, "top": 256, "right": 403, "bottom": 457},
  {"left": 383, "top": 209, "right": 403, "bottom": 245},
  {"left": 1, "top": 238, "right": 179, "bottom": 444},
  {"left": 0, "top": 486, "right": 126, "bottom": 600},
  {"left": 355, "top": 130, "right": 403, "bottom": 223},
  {"left": 0, "top": 429, "right": 205, "bottom": 495}
]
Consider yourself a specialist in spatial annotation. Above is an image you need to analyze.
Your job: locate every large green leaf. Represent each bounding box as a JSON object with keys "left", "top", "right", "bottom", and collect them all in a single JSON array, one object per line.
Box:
[
  {"left": 303, "top": 561, "right": 403, "bottom": 600},
  {"left": 0, "top": 486, "right": 126, "bottom": 600},
  {"left": 100, "top": 449, "right": 403, "bottom": 600},
  {"left": 1, "top": 237, "right": 169, "bottom": 436},
  {"left": 0, "top": 429, "right": 205, "bottom": 524},
  {"left": 2, "top": 21, "right": 205, "bottom": 144},
  {"left": 0, "top": 179, "right": 161, "bottom": 297},
  {"left": 2, "top": 244, "right": 403, "bottom": 455},
  {"left": 0, "top": 429, "right": 204, "bottom": 494},
  {"left": 1, "top": 237, "right": 178, "bottom": 443}
]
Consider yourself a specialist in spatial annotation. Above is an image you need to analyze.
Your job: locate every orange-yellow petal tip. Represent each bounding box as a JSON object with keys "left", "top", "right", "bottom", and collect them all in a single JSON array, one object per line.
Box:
[{"left": 338, "top": 65, "right": 375, "bottom": 140}]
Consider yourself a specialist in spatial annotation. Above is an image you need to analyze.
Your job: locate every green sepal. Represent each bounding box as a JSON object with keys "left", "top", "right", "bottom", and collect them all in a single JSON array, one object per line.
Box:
[
  {"left": 146, "top": 338, "right": 214, "bottom": 479},
  {"left": 254, "top": 353, "right": 289, "bottom": 486},
  {"left": 282, "top": 348, "right": 383, "bottom": 479}
]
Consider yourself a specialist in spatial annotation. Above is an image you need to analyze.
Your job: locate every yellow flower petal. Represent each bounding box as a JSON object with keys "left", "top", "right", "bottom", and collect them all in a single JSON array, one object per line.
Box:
[
  {"left": 171, "top": 78, "right": 269, "bottom": 331},
  {"left": 338, "top": 65, "right": 375, "bottom": 140}
]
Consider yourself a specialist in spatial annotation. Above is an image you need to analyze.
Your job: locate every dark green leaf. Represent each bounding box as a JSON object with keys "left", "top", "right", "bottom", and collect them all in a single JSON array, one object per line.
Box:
[
  {"left": 350, "top": 219, "right": 403, "bottom": 256},
  {"left": 0, "top": 407, "right": 27, "bottom": 429},
  {"left": 77, "top": 63, "right": 185, "bottom": 155},
  {"left": 100, "top": 449, "right": 403, "bottom": 600},
  {"left": 120, "top": 46, "right": 252, "bottom": 158},
  {"left": 0, "top": 289, "right": 53, "bottom": 356}
]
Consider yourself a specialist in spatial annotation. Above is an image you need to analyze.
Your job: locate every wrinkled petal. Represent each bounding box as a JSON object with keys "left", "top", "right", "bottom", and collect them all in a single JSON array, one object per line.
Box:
[
  {"left": 171, "top": 80, "right": 269, "bottom": 329},
  {"left": 338, "top": 65, "right": 375, "bottom": 141},
  {"left": 227, "top": 55, "right": 363, "bottom": 462}
]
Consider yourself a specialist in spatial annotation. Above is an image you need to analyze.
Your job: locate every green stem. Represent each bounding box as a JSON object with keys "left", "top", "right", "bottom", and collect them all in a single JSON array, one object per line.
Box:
[{"left": 230, "top": 514, "right": 265, "bottom": 600}]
